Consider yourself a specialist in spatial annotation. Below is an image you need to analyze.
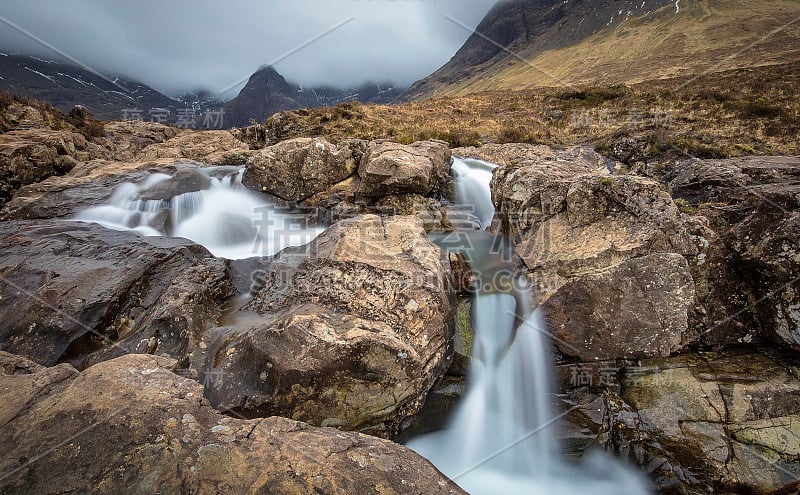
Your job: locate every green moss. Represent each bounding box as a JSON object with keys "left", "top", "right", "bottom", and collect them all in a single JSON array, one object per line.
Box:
[
  {"left": 712, "top": 217, "right": 730, "bottom": 232},
  {"left": 455, "top": 298, "right": 473, "bottom": 358},
  {"left": 674, "top": 198, "right": 698, "bottom": 215}
]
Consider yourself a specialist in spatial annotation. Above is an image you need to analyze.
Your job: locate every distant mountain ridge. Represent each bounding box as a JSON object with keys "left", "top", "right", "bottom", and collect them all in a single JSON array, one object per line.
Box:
[
  {"left": 223, "top": 66, "right": 403, "bottom": 127},
  {"left": 401, "top": 0, "right": 800, "bottom": 100},
  {"left": 0, "top": 52, "right": 192, "bottom": 121},
  {"left": 0, "top": 53, "right": 403, "bottom": 128}
]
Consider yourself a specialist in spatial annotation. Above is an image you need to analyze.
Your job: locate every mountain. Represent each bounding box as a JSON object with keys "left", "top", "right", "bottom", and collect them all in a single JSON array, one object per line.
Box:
[
  {"left": 223, "top": 66, "right": 403, "bottom": 127},
  {"left": 0, "top": 54, "right": 403, "bottom": 128},
  {"left": 401, "top": 0, "right": 800, "bottom": 101},
  {"left": 0, "top": 53, "right": 191, "bottom": 121}
]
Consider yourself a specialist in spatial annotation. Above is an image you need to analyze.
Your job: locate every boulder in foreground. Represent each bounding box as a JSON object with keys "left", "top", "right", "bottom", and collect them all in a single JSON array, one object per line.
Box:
[
  {"left": 204, "top": 214, "right": 456, "bottom": 436},
  {"left": 0, "top": 352, "right": 466, "bottom": 495},
  {"left": 0, "top": 220, "right": 231, "bottom": 369}
]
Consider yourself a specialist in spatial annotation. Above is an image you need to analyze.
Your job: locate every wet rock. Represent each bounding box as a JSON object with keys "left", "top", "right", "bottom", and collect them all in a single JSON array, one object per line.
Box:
[
  {"left": 396, "top": 376, "right": 465, "bottom": 443},
  {"left": 374, "top": 194, "right": 445, "bottom": 231},
  {"left": 204, "top": 214, "right": 455, "bottom": 435},
  {"left": 0, "top": 353, "right": 466, "bottom": 495},
  {"left": 449, "top": 297, "right": 474, "bottom": 376},
  {"left": 299, "top": 175, "right": 362, "bottom": 210},
  {"left": 0, "top": 158, "right": 201, "bottom": 220},
  {"left": 137, "top": 168, "right": 212, "bottom": 201},
  {"left": 0, "top": 220, "right": 231, "bottom": 368},
  {"left": 490, "top": 145, "right": 711, "bottom": 360},
  {"left": 601, "top": 349, "right": 800, "bottom": 494},
  {"left": 357, "top": 140, "right": 452, "bottom": 198},
  {"left": 242, "top": 137, "right": 366, "bottom": 202},
  {"left": 544, "top": 253, "right": 696, "bottom": 361},
  {"left": 667, "top": 156, "right": 800, "bottom": 349},
  {"left": 136, "top": 129, "right": 251, "bottom": 165}
]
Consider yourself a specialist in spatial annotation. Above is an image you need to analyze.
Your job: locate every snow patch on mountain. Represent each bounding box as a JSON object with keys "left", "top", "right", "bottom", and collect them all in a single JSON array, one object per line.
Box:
[{"left": 23, "top": 67, "right": 55, "bottom": 82}]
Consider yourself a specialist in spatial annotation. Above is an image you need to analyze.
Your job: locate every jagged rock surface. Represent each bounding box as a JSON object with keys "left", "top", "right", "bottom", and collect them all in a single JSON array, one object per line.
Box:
[{"left": 0, "top": 352, "right": 466, "bottom": 495}]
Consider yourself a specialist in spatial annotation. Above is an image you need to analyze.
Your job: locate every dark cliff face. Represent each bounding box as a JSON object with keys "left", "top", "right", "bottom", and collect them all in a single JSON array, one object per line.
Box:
[{"left": 400, "top": 0, "right": 675, "bottom": 101}]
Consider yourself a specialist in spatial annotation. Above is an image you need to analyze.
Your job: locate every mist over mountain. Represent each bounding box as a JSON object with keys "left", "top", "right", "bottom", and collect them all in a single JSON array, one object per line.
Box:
[
  {"left": 0, "top": 52, "right": 403, "bottom": 126},
  {"left": 0, "top": 0, "right": 498, "bottom": 96}
]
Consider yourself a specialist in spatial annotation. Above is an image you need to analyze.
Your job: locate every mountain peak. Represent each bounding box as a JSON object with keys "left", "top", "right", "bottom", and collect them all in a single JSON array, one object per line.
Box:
[{"left": 223, "top": 67, "right": 403, "bottom": 127}]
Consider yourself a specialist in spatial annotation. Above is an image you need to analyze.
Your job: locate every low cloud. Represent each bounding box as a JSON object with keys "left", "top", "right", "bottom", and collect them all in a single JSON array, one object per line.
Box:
[{"left": 0, "top": 0, "right": 498, "bottom": 97}]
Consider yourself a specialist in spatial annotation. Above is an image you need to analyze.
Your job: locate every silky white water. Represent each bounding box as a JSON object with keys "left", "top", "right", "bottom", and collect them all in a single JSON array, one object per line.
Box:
[
  {"left": 409, "top": 159, "right": 652, "bottom": 495},
  {"left": 451, "top": 157, "right": 497, "bottom": 229},
  {"left": 74, "top": 166, "right": 324, "bottom": 259}
]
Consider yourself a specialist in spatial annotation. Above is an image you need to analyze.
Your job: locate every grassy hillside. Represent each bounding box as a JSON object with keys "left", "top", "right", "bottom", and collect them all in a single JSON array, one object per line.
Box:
[
  {"left": 245, "top": 61, "right": 800, "bottom": 164},
  {"left": 407, "top": 0, "right": 800, "bottom": 100}
]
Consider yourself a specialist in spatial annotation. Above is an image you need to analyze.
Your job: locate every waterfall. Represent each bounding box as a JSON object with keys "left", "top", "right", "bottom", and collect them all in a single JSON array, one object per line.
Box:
[
  {"left": 73, "top": 166, "right": 324, "bottom": 260},
  {"left": 451, "top": 157, "right": 497, "bottom": 229},
  {"left": 409, "top": 157, "right": 652, "bottom": 495}
]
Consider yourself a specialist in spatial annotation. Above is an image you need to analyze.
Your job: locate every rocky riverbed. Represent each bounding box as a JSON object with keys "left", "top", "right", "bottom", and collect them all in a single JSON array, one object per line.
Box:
[{"left": 1, "top": 101, "right": 799, "bottom": 494}]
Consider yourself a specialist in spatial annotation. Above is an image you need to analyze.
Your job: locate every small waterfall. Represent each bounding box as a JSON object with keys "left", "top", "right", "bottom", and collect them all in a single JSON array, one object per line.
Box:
[
  {"left": 74, "top": 166, "right": 324, "bottom": 259},
  {"left": 410, "top": 158, "right": 652, "bottom": 494},
  {"left": 451, "top": 157, "right": 497, "bottom": 229}
]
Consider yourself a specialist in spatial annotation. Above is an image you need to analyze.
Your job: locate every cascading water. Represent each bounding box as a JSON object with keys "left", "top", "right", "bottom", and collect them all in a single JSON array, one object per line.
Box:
[
  {"left": 409, "top": 157, "right": 652, "bottom": 495},
  {"left": 451, "top": 157, "right": 497, "bottom": 229},
  {"left": 74, "top": 165, "right": 324, "bottom": 259}
]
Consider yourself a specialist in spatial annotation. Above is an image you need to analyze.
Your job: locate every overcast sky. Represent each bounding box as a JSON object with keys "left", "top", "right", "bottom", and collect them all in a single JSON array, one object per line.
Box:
[{"left": 0, "top": 0, "right": 499, "bottom": 97}]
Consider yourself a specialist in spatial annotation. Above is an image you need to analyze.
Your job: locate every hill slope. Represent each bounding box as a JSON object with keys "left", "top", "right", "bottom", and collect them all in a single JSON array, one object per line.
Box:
[
  {"left": 0, "top": 53, "right": 188, "bottom": 120},
  {"left": 250, "top": 61, "right": 800, "bottom": 163},
  {"left": 402, "top": 0, "right": 800, "bottom": 100}
]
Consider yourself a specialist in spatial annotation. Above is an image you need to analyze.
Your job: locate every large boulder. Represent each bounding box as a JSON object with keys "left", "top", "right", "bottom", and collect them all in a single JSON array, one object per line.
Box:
[
  {"left": 203, "top": 214, "right": 455, "bottom": 436},
  {"left": 0, "top": 220, "right": 231, "bottom": 368},
  {"left": 98, "top": 120, "right": 183, "bottom": 161},
  {"left": 0, "top": 121, "right": 186, "bottom": 208},
  {"left": 514, "top": 174, "right": 705, "bottom": 282},
  {"left": 453, "top": 143, "right": 607, "bottom": 169},
  {"left": 0, "top": 352, "right": 466, "bottom": 495},
  {"left": 486, "top": 145, "right": 610, "bottom": 237},
  {"left": 543, "top": 253, "right": 696, "bottom": 361},
  {"left": 357, "top": 140, "right": 451, "bottom": 198},
  {"left": 667, "top": 158, "right": 751, "bottom": 204},
  {"left": 242, "top": 137, "right": 366, "bottom": 202},
  {"left": 487, "top": 145, "right": 711, "bottom": 360}
]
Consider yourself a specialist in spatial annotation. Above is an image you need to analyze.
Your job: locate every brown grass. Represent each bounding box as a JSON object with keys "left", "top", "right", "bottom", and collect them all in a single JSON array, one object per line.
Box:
[
  {"left": 241, "top": 62, "right": 800, "bottom": 163},
  {"left": 406, "top": 0, "right": 800, "bottom": 100}
]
